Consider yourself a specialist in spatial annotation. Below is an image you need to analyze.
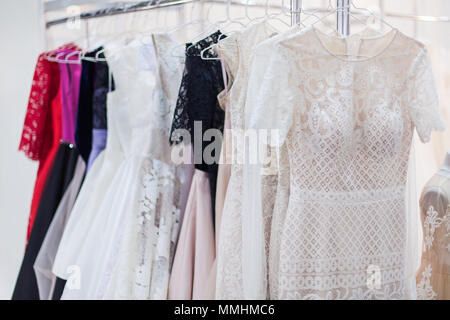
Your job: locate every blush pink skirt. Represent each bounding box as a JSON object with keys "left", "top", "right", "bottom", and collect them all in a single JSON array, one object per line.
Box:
[{"left": 168, "top": 170, "right": 215, "bottom": 299}]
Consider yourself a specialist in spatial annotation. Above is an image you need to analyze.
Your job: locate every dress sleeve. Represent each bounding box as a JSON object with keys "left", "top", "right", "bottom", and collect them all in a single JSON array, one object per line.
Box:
[
  {"left": 407, "top": 47, "right": 445, "bottom": 143},
  {"left": 215, "top": 35, "right": 239, "bottom": 82},
  {"left": 18, "top": 54, "right": 53, "bottom": 161},
  {"left": 246, "top": 44, "right": 295, "bottom": 147},
  {"left": 241, "top": 41, "right": 295, "bottom": 300},
  {"left": 169, "top": 63, "right": 190, "bottom": 145}
]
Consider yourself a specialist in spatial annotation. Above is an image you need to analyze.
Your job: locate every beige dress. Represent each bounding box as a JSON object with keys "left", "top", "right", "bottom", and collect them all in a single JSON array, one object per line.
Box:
[
  {"left": 416, "top": 171, "right": 450, "bottom": 299},
  {"left": 200, "top": 80, "right": 233, "bottom": 299},
  {"left": 215, "top": 21, "right": 280, "bottom": 300}
]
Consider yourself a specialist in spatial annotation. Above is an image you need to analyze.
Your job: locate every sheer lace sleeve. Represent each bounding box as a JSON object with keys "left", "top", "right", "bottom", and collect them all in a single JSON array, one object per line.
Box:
[
  {"left": 241, "top": 40, "right": 292, "bottom": 300},
  {"left": 216, "top": 35, "right": 239, "bottom": 81},
  {"left": 247, "top": 45, "right": 295, "bottom": 147},
  {"left": 19, "top": 54, "right": 56, "bottom": 161},
  {"left": 169, "top": 63, "right": 190, "bottom": 144},
  {"left": 407, "top": 47, "right": 445, "bottom": 143},
  {"left": 416, "top": 176, "right": 450, "bottom": 300}
]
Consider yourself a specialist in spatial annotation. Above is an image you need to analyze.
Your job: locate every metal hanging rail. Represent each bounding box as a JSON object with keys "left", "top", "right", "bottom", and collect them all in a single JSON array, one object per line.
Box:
[
  {"left": 45, "top": 0, "right": 450, "bottom": 28},
  {"left": 46, "top": 0, "right": 197, "bottom": 27},
  {"left": 337, "top": 0, "right": 350, "bottom": 36},
  {"left": 291, "top": 0, "right": 301, "bottom": 26},
  {"left": 45, "top": 0, "right": 290, "bottom": 28}
]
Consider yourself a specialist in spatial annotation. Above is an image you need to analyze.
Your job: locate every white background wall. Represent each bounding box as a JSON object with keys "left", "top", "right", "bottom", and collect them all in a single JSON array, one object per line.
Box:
[
  {"left": 0, "top": 0, "right": 45, "bottom": 299},
  {"left": 0, "top": 0, "right": 448, "bottom": 299}
]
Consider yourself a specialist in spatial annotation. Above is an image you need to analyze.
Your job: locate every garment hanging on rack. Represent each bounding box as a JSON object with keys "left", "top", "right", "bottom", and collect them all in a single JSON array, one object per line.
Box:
[
  {"left": 34, "top": 156, "right": 86, "bottom": 300},
  {"left": 75, "top": 50, "right": 97, "bottom": 166},
  {"left": 87, "top": 49, "right": 113, "bottom": 170},
  {"left": 168, "top": 31, "right": 226, "bottom": 300},
  {"left": 14, "top": 4, "right": 449, "bottom": 300},
  {"left": 416, "top": 172, "right": 450, "bottom": 300},
  {"left": 53, "top": 33, "right": 185, "bottom": 299},
  {"left": 169, "top": 31, "right": 226, "bottom": 219},
  {"left": 13, "top": 47, "right": 83, "bottom": 299},
  {"left": 215, "top": 21, "right": 281, "bottom": 300},
  {"left": 51, "top": 40, "right": 137, "bottom": 297},
  {"left": 12, "top": 143, "right": 78, "bottom": 300},
  {"left": 201, "top": 59, "right": 235, "bottom": 299},
  {"left": 241, "top": 25, "right": 386, "bottom": 300},
  {"left": 244, "top": 26, "right": 445, "bottom": 300},
  {"left": 59, "top": 57, "right": 82, "bottom": 144},
  {"left": 32, "top": 47, "right": 114, "bottom": 300},
  {"left": 214, "top": 21, "right": 313, "bottom": 300},
  {"left": 73, "top": 47, "right": 113, "bottom": 172},
  {"left": 19, "top": 51, "right": 62, "bottom": 242},
  {"left": 100, "top": 33, "right": 186, "bottom": 300}
]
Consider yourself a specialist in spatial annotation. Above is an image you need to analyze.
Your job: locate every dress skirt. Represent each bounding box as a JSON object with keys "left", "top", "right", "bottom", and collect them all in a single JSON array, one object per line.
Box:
[
  {"left": 168, "top": 170, "right": 215, "bottom": 299},
  {"left": 12, "top": 142, "right": 79, "bottom": 299}
]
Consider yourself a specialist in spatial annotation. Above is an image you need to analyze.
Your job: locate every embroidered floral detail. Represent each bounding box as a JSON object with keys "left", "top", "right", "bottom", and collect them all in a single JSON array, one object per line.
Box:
[
  {"left": 131, "top": 159, "right": 180, "bottom": 299},
  {"left": 444, "top": 207, "right": 450, "bottom": 249},
  {"left": 423, "top": 206, "right": 444, "bottom": 252},
  {"left": 416, "top": 265, "right": 437, "bottom": 300}
]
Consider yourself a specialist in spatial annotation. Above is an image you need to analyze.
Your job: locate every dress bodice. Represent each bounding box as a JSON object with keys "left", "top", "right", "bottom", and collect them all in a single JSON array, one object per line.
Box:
[
  {"left": 257, "top": 28, "right": 445, "bottom": 199},
  {"left": 105, "top": 34, "right": 184, "bottom": 160}
]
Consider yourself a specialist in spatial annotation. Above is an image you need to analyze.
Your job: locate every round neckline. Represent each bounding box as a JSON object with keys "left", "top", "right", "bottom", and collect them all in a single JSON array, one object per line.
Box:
[{"left": 311, "top": 26, "right": 399, "bottom": 63}]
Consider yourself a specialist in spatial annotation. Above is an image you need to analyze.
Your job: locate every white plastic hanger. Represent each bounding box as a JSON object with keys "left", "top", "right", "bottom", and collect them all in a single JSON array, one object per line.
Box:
[
  {"left": 305, "top": 1, "right": 398, "bottom": 60},
  {"left": 349, "top": 0, "right": 396, "bottom": 31},
  {"left": 200, "top": 0, "right": 293, "bottom": 61},
  {"left": 92, "top": 11, "right": 150, "bottom": 62},
  {"left": 61, "top": 19, "right": 93, "bottom": 64},
  {"left": 307, "top": 0, "right": 368, "bottom": 36},
  {"left": 166, "top": 1, "right": 219, "bottom": 58},
  {"left": 258, "top": 0, "right": 294, "bottom": 29},
  {"left": 44, "top": 43, "right": 79, "bottom": 63},
  {"left": 306, "top": 0, "right": 395, "bottom": 37},
  {"left": 184, "top": 0, "right": 249, "bottom": 56}
]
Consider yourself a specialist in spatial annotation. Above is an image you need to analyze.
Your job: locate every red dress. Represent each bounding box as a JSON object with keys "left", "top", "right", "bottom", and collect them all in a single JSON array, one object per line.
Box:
[{"left": 19, "top": 53, "right": 62, "bottom": 242}]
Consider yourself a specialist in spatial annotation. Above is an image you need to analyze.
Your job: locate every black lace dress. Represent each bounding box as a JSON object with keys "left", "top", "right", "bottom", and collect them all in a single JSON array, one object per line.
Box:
[{"left": 169, "top": 31, "right": 226, "bottom": 219}]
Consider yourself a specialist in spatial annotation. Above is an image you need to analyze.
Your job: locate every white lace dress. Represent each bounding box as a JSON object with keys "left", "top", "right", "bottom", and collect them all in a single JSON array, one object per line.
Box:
[
  {"left": 100, "top": 34, "right": 185, "bottom": 300},
  {"left": 54, "top": 34, "right": 184, "bottom": 299},
  {"left": 246, "top": 26, "right": 445, "bottom": 300},
  {"left": 215, "top": 21, "right": 279, "bottom": 300}
]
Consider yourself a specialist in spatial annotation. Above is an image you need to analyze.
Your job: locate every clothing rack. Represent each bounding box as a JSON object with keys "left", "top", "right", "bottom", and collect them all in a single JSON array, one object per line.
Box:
[
  {"left": 45, "top": 0, "right": 450, "bottom": 29},
  {"left": 45, "top": 0, "right": 289, "bottom": 28},
  {"left": 336, "top": 0, "right": 350, "bottom": 36},
  {"left": 290, "top": 0, "right": 350, "bottom": 36}
]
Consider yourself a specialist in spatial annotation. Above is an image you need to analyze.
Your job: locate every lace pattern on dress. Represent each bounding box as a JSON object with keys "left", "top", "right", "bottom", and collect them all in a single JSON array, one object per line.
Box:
[
  {"left": 249, "top": 28, "right": 444, "bottom": 300},
  {"left": 100, "top": 159, "right": 181, "bottom": 299},
  {"left": 216, "top": 22, "right": 278, "bottom": 300},
  {"left": 19, "top": 54, "right": 59, "bottom": 161},
  {"left": 169, "top": 30, "right": 226, "bottom": 145},
  {"left": 416, "top": 205, "right": 450, "bottom": 300}
]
